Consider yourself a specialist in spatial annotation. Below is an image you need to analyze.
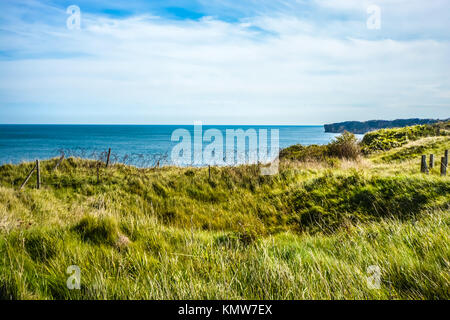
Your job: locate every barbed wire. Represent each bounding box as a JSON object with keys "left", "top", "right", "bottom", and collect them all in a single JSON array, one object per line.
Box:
[{"left": 54, "top": 147, "right": 170, "bottom": 168}]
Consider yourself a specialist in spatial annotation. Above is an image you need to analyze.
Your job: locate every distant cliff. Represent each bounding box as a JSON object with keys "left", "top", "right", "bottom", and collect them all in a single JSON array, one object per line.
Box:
[{"left": 324, "top": 118, "right": 448, "bottom": 134}]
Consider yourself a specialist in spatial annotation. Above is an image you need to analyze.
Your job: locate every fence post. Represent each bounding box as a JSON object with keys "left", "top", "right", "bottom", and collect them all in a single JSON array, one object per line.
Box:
[
  {"left": 53, "top": 154, "right": 65, "bottom": 171},
  {"left": 445, "top": 150, "right": 449, "bottom": 166},
  {"left": 421, "top": 155, "right": 428, "bottom": 174},
  {"left": 441, "top": 157, "right": 447, "bottom": 176},
  {"left": 106, "top": 148, "right": 111, "bottom": 168},
  {"left": 429, "top": 154, "right": 434, "bottom": 169},
  {"left": 19, "top": 163, "right": 37, "bottom": 190},
  {"left": 208, "top": 165, "right": 211, "bottom": 180},
  {"left": 36, "top": 160, "right": 41, "bottom": 189}
]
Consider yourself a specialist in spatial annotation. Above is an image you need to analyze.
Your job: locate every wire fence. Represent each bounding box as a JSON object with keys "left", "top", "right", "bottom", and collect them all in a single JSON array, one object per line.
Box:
[
  {"left": 55, "top": 147, "right": 170, "bottom": 168},
  {"left": 15, "top": 147, "right": 173, "bottom": 190}
]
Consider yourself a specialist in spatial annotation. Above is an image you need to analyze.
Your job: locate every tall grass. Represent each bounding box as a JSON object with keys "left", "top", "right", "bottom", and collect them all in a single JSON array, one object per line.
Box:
[
  {"left": 0, "top": 133, "right": 449, "bottom": 299},
  {"left": 0, "top": 209, "right": 448, "bottom": 299}
]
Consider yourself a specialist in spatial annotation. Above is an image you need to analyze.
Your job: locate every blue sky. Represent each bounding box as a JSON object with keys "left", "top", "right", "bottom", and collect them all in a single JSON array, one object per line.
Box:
[{"left": 0, "top": 0, "right": 449, "bottom": 124}]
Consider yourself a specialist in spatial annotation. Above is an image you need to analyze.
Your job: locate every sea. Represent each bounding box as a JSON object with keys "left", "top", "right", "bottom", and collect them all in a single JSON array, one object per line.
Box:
[{"left": 0, "top": 125, "right": 345, "bottom": 167}]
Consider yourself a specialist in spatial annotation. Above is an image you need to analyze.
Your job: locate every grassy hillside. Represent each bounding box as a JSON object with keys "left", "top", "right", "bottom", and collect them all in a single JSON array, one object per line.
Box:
[
  {"left": 0, "top": 125, "right": 449, "bottom": 299},
  {"left": 361, "top": 120, "right": 450, "bottom": 154}
]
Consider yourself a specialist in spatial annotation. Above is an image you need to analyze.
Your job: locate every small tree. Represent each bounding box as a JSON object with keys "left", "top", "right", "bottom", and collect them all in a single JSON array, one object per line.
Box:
[{"left": 327, "top": 131, "right": 361, "bottom": 160}]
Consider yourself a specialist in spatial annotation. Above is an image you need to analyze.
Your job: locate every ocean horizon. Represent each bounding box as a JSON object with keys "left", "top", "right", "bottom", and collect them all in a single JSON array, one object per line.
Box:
[{"left": 0, "top": 124, "right": 345, "bottom": 166}]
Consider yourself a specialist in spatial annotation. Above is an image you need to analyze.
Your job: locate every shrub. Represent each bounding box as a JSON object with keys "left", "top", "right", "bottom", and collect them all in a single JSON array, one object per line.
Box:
[
  {"left": 327, "top": 131, "right": 361, "bottom": 159},
  {"left": 280, "top": 132, "right": 361, "bottom": 161}
]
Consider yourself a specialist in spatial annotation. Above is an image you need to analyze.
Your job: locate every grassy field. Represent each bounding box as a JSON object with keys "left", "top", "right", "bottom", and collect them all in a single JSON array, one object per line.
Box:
[{"left": 0, "top": 124, "right": 449, "bottom": 299}]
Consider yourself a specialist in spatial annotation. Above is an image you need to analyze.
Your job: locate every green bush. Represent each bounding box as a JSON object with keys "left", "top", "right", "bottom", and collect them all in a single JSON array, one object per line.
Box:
[
  {"left": 280, "top": 131, "right": 361, "bottom": 161},
  {"left": 327, "top": 131, "right": 361, "bottom": 159}
]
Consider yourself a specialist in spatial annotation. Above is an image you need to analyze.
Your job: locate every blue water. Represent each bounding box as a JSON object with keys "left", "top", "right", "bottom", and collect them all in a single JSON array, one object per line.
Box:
[{"left": 0, "top": 125, "right": 340, "bottom": 166}]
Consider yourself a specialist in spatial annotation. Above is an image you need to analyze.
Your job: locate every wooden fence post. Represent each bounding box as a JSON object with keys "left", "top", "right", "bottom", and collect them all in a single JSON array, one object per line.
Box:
[
  {"left": 421, "top": 155, "right": 428, "bottom": 174},
  {"left": 441, "top": 157, "right": 447, "bottom": 176},
  {"left": 106, "top": 148, "right": 111, "bottom": 168},
  {"left": 53, "top": 154, "right": 65, "bottom": 171},
  {"left": 429, "top": 154, "right": 434, "bottom": 169},
  {"left": 208, "top": 165, "right": 211, "bottom": 180},
  {"left": 97, "top": 162, "right": 100, "bottom": 184},
  {"left": 19, "top": 163, "right": 37, "bottom": 190},
  {"left": 445, "top": 150, "right": 449, "bottom": 166},
  {"left": 36, "top": 160, "right": 41, "bottom": 189}
]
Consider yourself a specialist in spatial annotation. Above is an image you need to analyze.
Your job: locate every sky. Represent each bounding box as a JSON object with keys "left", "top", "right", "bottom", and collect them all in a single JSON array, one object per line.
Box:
[{"left": 0, "top": 0, "right": 449, "bottom": 125}]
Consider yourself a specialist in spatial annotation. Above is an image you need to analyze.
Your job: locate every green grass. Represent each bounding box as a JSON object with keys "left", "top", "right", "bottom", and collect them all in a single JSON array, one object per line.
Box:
[
  {"left": 1, "top": 209, "right": 448, "bottom": 299},
  {"left": 371, "top": 136, "right": 450, "bottom": 163},
  {"left": 0, "top": 128, "right": 449, "bottom": 300},
  {"left": 361, "top": 121, "right": 449, "bottom": 154}
]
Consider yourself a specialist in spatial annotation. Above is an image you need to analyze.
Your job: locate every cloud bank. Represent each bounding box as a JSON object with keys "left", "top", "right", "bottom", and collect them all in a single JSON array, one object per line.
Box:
[{"left": 0, "top": 0, "right": 449, "bottom": 124}]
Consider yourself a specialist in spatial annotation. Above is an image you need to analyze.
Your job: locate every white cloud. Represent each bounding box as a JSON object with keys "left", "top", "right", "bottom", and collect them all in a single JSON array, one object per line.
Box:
[{"left": 0, "top": 1, "right": 449, "bottom": 124}]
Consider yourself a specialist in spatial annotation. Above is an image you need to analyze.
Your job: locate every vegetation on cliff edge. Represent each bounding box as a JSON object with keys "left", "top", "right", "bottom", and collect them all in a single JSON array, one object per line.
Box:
[{"left": 0, "top": 124, "right": 449, "bottom": 299}]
